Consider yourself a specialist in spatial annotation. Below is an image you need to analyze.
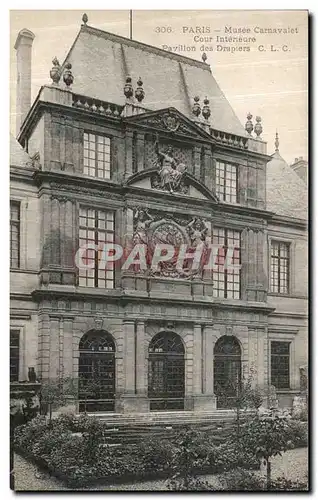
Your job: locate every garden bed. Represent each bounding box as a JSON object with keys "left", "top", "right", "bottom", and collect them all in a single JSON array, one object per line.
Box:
[{"left": 13, "top": 413, "right": 307, "bottom": 489}]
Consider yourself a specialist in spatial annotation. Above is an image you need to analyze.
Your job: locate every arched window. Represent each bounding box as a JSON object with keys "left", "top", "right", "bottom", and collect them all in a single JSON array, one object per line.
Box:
[
  {"left": 78, "top": 330, "right": 115, "bottom": 413},
  {"left": 148, "top": 332, "right": 185, "bottom": 411},
  {"left": 214, "top": 336, "right": 241, "bottom": 409}
]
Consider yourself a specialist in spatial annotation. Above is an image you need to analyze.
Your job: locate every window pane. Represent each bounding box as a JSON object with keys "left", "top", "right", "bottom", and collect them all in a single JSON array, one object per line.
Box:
[
  {"left": 10, "top": 330, "right": 19, "bottom": 381},
  {"left": 10, "top": 201, "right": 20, "bottom": 268},
  {"left": 78, "top": 207, "right": 115, "bottom": 289},
  {"left": 271, "top": 341, "right": 290, "bottom": 389},
  {"left": 270, "top": 242, "right": 290, "bottom": 294},
  {"left": 83, "top": 132, "right": 111, "bottom": 179}
]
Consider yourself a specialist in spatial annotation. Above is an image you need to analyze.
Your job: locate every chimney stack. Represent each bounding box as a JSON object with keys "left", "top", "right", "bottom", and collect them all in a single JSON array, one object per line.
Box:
[{"left": 14, "top": 28, "right": 35, "bottom": 134}]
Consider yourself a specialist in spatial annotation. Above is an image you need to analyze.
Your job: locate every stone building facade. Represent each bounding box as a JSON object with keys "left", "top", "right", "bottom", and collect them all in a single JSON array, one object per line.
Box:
[{"left": 10, "top": 19, "right": 308, "bottom": 414}]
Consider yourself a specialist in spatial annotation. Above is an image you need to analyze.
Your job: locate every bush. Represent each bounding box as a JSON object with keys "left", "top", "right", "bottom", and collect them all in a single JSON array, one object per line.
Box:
[
  {"left": 218, "top": 468, "right": 266, "bottom": 491},
  {"left": 14, "top": 415, "right": 48, "bottom": 449},
  {"left": 12, "top": 416, "right": 261, "bottom": 487},
  {"left": 219, "top": 469, "right": 309, "bottom": 491},
  {"left": 285, "top": 419, "right": 308, "bottom": 448}
]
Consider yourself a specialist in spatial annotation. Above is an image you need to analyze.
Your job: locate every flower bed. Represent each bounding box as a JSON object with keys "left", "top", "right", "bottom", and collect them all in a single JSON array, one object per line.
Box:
[{"left": 14, "top": 415, "right": 259, "bottom": 487}]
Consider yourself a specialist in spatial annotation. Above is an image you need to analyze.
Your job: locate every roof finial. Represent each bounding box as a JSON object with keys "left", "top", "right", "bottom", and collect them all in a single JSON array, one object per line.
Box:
[
  {"left": 192, "top": 96, "right": 201, "bottom": 117},
  {"left": 254, "top": 116, "right": 263, "bottom": 138},
  {"left": 275, "top": 130, "right": 279, "bottom": 151},
  {"left": 82, "top": 13, "right": 88, "bottom": 25},
  {"left": 202, "top": 97, "right": 211, "bottom": 121},
  {"left": 135, "top": 77, "right": 145, "bottom": 103},
  {"left": 202, "top": 52, "right": 207, "bottom": 63},
  {"left": 245, "top": 112, "right": 254, "bottom": 135},
  {"left": 124, "top": 76, "right": 133, "bottom": 100},
  {"left": 50, "top": 57, "right": 61, "bottom": 85},
  {"left": 63, "top": 62, "right": 74, "bottom": 88}
]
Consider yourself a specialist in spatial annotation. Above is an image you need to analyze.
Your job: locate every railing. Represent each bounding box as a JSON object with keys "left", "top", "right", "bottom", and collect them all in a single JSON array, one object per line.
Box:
[
  {"left": 210, "top": 128, "right": 249, "bottom": 149},
  {"left": 72, "top": 93, "right": 124, "bottom": 118}
]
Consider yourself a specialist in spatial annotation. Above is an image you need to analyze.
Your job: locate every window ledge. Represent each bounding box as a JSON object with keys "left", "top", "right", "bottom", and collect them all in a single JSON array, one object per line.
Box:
[{"left": 268, "top": 293, "right": 307, "bottom": 299}]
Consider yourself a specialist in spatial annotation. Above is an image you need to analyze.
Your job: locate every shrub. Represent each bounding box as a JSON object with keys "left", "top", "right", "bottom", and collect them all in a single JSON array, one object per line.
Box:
[
  {"left": 131, "top": 436, "right": 175, "bottom": 474},
  {"left": 285, "top": 419, "right": 308, "bottom": 448},
  {"left": 218, "top": 468, "right": 266, "bottom": 491},
  {"left": 218, "top": 469, "right": 309, "bottom": 491},
  {"left": 237, "top": 412, "right": 295, "bottom": 488},
  {"left": 14, "top": 415, "right": 48, "bottom": 449}
]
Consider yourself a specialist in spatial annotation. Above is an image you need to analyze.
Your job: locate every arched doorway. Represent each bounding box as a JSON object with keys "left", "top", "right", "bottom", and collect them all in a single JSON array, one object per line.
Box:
[
  {"left": 214, "top": 336, "right": 241, "bottom": 409},
  {"left": 148, "top": 332, "right": 185, "bottom": 411},
  {"left": 78, "top": 330, "right": 115, "bottom": 413}
]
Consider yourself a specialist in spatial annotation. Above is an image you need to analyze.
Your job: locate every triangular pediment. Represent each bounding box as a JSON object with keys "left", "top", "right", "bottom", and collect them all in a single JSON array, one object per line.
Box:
[
  {"left": 126, "top": 168, "right": 218, "bottom": 202},
  {"left": 124, "top": 107, "right": 213, "bottom": 142}
]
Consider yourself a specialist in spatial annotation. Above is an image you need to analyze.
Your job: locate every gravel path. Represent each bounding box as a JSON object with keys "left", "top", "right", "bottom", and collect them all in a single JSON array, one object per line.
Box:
[{"left": 13, "top": 447, "right": 308, "bottom": 491}]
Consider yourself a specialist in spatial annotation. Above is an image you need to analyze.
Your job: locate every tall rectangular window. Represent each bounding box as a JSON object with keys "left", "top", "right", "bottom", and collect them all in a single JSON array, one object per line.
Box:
[
  {"left": 270, "top": 241, "right": 290, "bottom": 294},
  {"left": 212, "top": 228, "right": 241, "bottom": 299},
  {"left": 10, "top": 201, "right": 20, "bottom": 268},
  {"left": 78, "top": 207, "right": 115, "bottom": 289},
  {"left": 271, "top": 341, "right": 290, "bottom": 389},
  {"left": 215, "top": 161, "right": 238, "bottom": 203},
  {"left": 10, "top": 330, "right": 20, "bottom": 382},
  {"left": 84, "top": 133, "right": 111, "bottom": 179}
]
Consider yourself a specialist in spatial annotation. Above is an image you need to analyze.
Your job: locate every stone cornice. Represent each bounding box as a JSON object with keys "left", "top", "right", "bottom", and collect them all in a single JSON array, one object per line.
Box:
[
  {"left": 31, "top": 288, "right": 275, "bottom": 314},
  {"left": 33, "top": 169, "right": 275, "bottom": 220}
]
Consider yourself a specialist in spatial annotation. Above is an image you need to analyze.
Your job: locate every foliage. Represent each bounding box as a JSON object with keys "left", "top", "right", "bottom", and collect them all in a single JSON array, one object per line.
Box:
[
  {"left": 284, "top": 419, "right": 308, "bottom": 448},
  {"left": 218, "top": 468, "right": 308, "bottom": 491},
  {"left": 238, "top": 412, "right": 290, "bottom": 487},
  {"left": 14, "top": 415, "right": 48, "bottom": 449},
  {"left": 14, "top": 412, "right": 306, "bottom": 488},
  {"left": 218, "top": 467, "right": 266, "bottom": 491},
  {"left": 165, "top": 428, "right": 214, "bottom": 491}
]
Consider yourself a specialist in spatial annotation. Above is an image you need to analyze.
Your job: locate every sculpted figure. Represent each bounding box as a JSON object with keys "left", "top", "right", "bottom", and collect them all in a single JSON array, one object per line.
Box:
[
  {"left": 154, "top": 136, "right": 186, "bottom": 193},
  {"left": 133, "top": 209, "right": 154, "bottom": 245},
  {"left": 186, "top": 218, "right": 208, "bottom": 246}
]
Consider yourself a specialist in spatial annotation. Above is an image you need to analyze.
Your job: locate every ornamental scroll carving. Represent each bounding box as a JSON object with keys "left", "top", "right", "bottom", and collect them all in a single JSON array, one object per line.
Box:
[{"left": 132, "top": 209, "right": 209, "bottom": 279}]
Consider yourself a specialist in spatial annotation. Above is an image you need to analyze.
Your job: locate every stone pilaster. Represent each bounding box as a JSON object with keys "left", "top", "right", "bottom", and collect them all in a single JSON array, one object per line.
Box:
[
  {"left": 193, "top": 146, "right": 201, "bottom": 179},
  {"left": 49, "top": 316, "right": 60, "bottom": 380},
  {"left": 194, "top": 324, "right": 216, "bottom": 410},
  {"left": 125, "top": 130, "right": 134, "bottom": 178},
  {"left": 192, "top": 324, "right": 202, "bottom": 395},
  {"left": 204, "top": 146, "right": 213, "bottom": 192},
  {"left": 136, "top": 132, "right": 145, "bottom": 172}
]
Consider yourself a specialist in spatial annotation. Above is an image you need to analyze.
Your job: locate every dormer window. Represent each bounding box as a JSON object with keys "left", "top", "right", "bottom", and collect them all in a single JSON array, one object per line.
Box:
[
  {"left": 84, "top": 132, "right": 111, "bottom": 179},
  {"left": 215, "top": 161, "right": 238, "bottom": 203}
]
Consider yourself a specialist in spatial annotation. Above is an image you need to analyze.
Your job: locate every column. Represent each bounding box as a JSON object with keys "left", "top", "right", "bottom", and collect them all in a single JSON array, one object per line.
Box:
[
  {"left": 193, "top": 325, "right": 217, "bottom": 411},
  {"left": 123, "top": 320, "right": 135, "bottom": 394},
  {"left": 125, "top": 130, "right": 134, "bottom": 178},
  {"left": 192, "top": 324, "right": 202, "bottom": 395},
  {"left": 204, "top": 146, "right": 213, "bottom": 191},
  {"left": 204, "top": 325, "right": 214, "bottom": 395},
  {"left": 136, "top": 321, "right": 146, "bottom": 394},
  {"left": 136, "top": 132, "right": 145, "bottom": 172},
  {"left": 49, "top": 316, "right": 61, "bottom": 380},
  {"left": 193, "top": 146, "right": 201, "bottom": 179}
]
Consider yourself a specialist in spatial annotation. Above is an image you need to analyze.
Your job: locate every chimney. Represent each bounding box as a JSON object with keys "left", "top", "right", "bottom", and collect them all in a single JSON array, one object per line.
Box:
[{"left": 14, "top": 28, "right": 35, "bottom": 134}]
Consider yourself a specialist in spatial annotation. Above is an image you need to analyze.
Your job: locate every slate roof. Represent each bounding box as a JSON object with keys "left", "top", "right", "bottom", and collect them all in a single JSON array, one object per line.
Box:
[
  {"left": 266, "top": 150, "right": 308, "bottom": 220},
  {"left": 10, "top": 134, "right": 31, "bottom": 167},
  {"left": 62, "top": 25, "right": 247, "bottom": 137}
]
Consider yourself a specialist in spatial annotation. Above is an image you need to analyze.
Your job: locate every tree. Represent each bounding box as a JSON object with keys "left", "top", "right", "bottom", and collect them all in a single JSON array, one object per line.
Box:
[
  {"left": 239, "top": 412, "right": 290, "bottom": 488},
  {"left": 166, "top": 428, "right": 213, "bottom": 491},
  {"left": 217, "top": 368, "right": 263, "bottom": 437},
  {"left": 39, "top": 377, "right": 78, "bottom": 425}
]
